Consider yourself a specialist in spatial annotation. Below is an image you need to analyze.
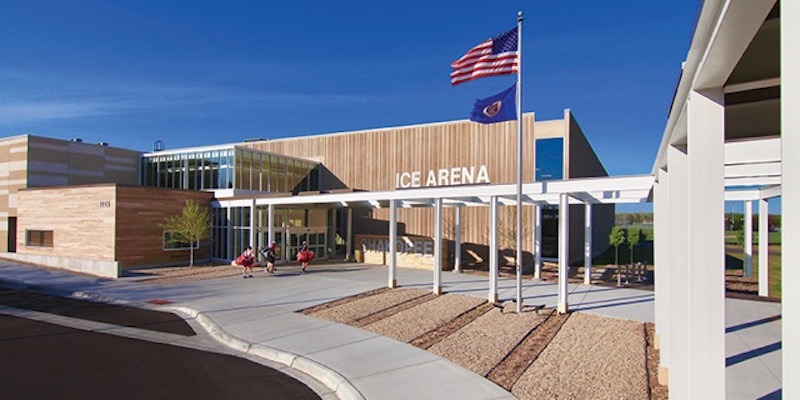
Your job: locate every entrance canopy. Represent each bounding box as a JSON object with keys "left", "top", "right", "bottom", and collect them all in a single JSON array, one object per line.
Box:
[{"left": 213, "top": 174, "right": 655, "bottom": 209}]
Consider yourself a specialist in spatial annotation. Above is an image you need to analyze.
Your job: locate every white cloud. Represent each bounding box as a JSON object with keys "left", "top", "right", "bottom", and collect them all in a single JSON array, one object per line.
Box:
[
  {"left": 0, "top": 75, "right": 378, "bottom": 123},
  {"left": 0, "top": 100, "right": 121, "bottom": 122}
]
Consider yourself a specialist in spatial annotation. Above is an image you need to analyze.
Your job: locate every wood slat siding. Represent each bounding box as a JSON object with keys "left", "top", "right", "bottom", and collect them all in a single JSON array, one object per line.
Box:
[
  {"left": 115, "top": 186, "right": 212, "bottom": 268},
  {"left": 245, "top": 115, "right": 546, "bottom": 257},
  {"left": 246, "top": 113, "right": 613, "bottom": 265}
]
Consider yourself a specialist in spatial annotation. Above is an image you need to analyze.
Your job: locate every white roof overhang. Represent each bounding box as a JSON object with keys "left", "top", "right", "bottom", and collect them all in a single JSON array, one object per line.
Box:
[{"left": 213, "top": 175, "right": 655, "bottom": 209}]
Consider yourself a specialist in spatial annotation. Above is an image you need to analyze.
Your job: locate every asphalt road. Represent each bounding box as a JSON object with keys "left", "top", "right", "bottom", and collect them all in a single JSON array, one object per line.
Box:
[
  {"left": 0, "top": 290, "right": 320, "bottom": 400},
  {"left": 0, "top": 287, "right": 195, "bottom": 336}
]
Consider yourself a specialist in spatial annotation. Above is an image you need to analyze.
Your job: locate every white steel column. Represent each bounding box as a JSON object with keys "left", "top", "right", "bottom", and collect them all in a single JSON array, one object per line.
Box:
[
  {"left": 330, "top": 208, "right": 337, "bottom": 257},
  {"left": 583, "top": 202, "right": 592, "bottom": 285},
  {"left": 249, "top": 199, "right": 256, "bottom": 249},
  {"left": 667, "top": 144, "right": 689, "bottom": 395},
  {"left": 267, "top": 204, "right": 275, "bottom": 250},
  {"left": 744, "top": 200, "right": 753, "bottom": 277},
  {"left": 686, "top": 89, "right": 725, "bottom": 398},
  {"left": 557, "top": 193, "right": 569, "bottom": 314},
  {"left": 433, "top": 198, "right": 443, "bottom": 295},
  {"left": 226, "top": 206, "right": 232, "bottom": 260},
  {"left": 782, "top": 1, "right": 799, "bottom": 396},
  {"left": 533, "top": 203, "right": 542, "bottom": 279},
  {"left": 388, "top": 200, "right": 398, "bottom": 288},
  {"left": 654, "top": 167, "right": 671, "bottom": 384},
  {"left": 758, "top": 198, "right": 769, "bottom": 296},
  {"left": 454, "top": 206, "right": 462, "bottom": 273},
  {"left": 346, "top": 208, "right": 353, "bottom": 261},
  {"left": 283, "top": 209, "right": 289, "bottom": 261},
  {"left": 489, "top": 196, "right": 499, "bottom": 303}
]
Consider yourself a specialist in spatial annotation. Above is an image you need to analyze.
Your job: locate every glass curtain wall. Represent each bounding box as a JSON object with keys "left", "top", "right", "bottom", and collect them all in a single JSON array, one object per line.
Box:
[
  {"left": 232, "top": 148, "right": 320, "bottom": 193},
  {"left": 211, "top": 207, "right": 229, "bottom": 259},
  {"left": 142, "top": 148, "right": 235, "bottom": 189},
  {"left": 142, "top": 147, "right": 323, "bottom": 192}
]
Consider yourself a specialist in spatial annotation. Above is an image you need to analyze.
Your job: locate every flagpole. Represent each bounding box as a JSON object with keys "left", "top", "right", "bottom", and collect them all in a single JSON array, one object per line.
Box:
[{"left": 515, "top": 11, "right": 523, "bottom": 314}]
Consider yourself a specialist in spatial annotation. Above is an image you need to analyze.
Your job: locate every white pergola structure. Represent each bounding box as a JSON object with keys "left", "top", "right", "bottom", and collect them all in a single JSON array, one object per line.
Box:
[
  {"left": 216, "top": 174, "right": 653, "bottom": 313},
  {"left": 651, "top": 1, "right": 795, "bottom": 398}
]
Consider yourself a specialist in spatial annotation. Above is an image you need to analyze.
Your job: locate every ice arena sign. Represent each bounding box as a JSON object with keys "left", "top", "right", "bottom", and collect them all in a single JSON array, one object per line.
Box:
[{"left": 395, "top": 165, "right": 490, "bottom": 189}]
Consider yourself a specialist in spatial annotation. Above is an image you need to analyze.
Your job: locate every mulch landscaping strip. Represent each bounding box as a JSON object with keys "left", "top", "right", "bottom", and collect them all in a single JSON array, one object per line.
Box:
[
  {"left": 352, "top": 293, "right": 437, "bottom": 328},
  {"left": 410, "top": 302, "right": 495, "bottom": 350},
  {"left": 486, "top": 310, "right": 568, "bottom": 390},
  {"left": 645, "top": 322, "right": 669, "bottom": 400},
  {"left": 297, "top": 287, "right": 389, "bottom": 315}
]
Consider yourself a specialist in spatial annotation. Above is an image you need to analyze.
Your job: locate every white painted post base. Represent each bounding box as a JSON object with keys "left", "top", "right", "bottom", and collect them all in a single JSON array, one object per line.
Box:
[
  {"left": 389, "top": 279, "right": 397, "bottom": 289},
  {"left": 557, "top": 302, "right": 569, "bottom": 314}
]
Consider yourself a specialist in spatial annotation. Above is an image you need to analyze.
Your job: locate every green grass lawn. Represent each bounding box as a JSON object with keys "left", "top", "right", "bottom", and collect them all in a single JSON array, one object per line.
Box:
[
  {"left": 724, "top": 230, "right": 781, "bottom": 245},
  {"left": 726, "top": 244, "right": 782, "bottom": 299},
  {"left": 585, "top": 241, "right": 781, "bottom": 299}
]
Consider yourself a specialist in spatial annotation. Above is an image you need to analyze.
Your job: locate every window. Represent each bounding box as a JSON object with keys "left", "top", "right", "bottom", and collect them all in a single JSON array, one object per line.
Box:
[
  {"left": 535, "top": 138, "right": 564, "bottom": 181},
  {"left": 26, "top": 230, "right": 53, "bottom": 247},
  {"left": 163, "top": 231, "right": 199, "bottom": 251}
]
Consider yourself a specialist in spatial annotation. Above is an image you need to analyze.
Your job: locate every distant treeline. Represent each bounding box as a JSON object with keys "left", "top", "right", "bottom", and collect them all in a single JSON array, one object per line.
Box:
[
  {"left": 615, "top": 212, "right": 782, "bottom": 231},
  {"left": 723, "top": 213, "right": 782, "bottom": 231},
  {"left": 616, "top": 213, "right": 653, "bottom": 225}
]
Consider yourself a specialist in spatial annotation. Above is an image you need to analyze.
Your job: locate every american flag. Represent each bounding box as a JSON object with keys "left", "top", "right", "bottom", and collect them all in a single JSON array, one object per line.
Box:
[{"left": 451, "top": 27, "right": 518, "bottom": 86}]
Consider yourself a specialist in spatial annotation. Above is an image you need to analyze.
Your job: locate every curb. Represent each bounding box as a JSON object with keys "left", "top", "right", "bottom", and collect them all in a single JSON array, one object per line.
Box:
[
  {"left": 0, "top": 279, "right": 365, "bottom": 400},
  {"left": 169, "top": 306, "right": 366, "bottom": 400}
]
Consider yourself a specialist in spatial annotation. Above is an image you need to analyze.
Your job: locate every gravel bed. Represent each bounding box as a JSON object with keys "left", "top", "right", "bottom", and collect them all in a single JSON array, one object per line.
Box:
[
  {"left": 511, "top": 313, "right": 649, "bottom": 400},
  {"left": 363, "top": 294, "right": 485, "bottom": 343},
  {"left": 299, "top": 288, "right": 389, "bottom": 315},
  {"left": 645, "top": 322, "right": 668, "bottom": 400},
  {"left": 487, "top": 310, "right": 569, "bottom": 390},
  {"left": 429, "top": 302, "right": 548, "bottom": 376},
  {"left": 309, "top": 288, "right": 428, "bottom": 324},
  {"left": 353, "top": 293, "right": 436, "bottom": 327},
  {"left": 410, "top": 302, "right": 495, "bottom": 349}
]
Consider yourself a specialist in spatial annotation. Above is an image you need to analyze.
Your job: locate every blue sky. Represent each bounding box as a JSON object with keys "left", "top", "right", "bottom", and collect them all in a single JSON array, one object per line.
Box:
[{"left": 1, "top": 1, "right": 713, "bottom": 212}]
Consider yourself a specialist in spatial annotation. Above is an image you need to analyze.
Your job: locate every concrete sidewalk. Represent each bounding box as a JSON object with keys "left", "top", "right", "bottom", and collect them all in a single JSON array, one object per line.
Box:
[{"left": 0, "top": 260, "right": 782, "bottom": 399}]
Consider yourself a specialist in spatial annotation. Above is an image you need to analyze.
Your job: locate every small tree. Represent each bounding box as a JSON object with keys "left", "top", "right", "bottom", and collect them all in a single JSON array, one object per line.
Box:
[
  {"left": 161, "top": 200, "right": 210, "bottom": 267},
  {"left": 609, "top": 226, "right": 626, "bottom": 286},
  {"left": 627, "top": 227, "right": 641, "bottom": 265},
  {"left": 495, "top": 205, "right": 531, "bottom": 267}
]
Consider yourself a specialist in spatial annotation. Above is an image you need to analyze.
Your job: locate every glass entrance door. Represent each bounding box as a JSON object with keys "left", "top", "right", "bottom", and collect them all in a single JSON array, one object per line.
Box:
[{"left": 286, "top": 227, "right": 327, "bottom": 261}]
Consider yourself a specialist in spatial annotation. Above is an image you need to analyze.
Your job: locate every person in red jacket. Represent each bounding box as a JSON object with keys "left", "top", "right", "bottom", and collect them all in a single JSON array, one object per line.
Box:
[
  {"left": 233, "top": 246, "right": 256, "bottom": 278},
  {"left": 297, "top": 241, "right": 314, "bottom": 273}
]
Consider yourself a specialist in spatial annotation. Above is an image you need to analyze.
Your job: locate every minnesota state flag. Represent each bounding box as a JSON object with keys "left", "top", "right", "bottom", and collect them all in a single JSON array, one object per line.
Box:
[{"left": 469, "top": 83, "right": 517, "bottom": 124}]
